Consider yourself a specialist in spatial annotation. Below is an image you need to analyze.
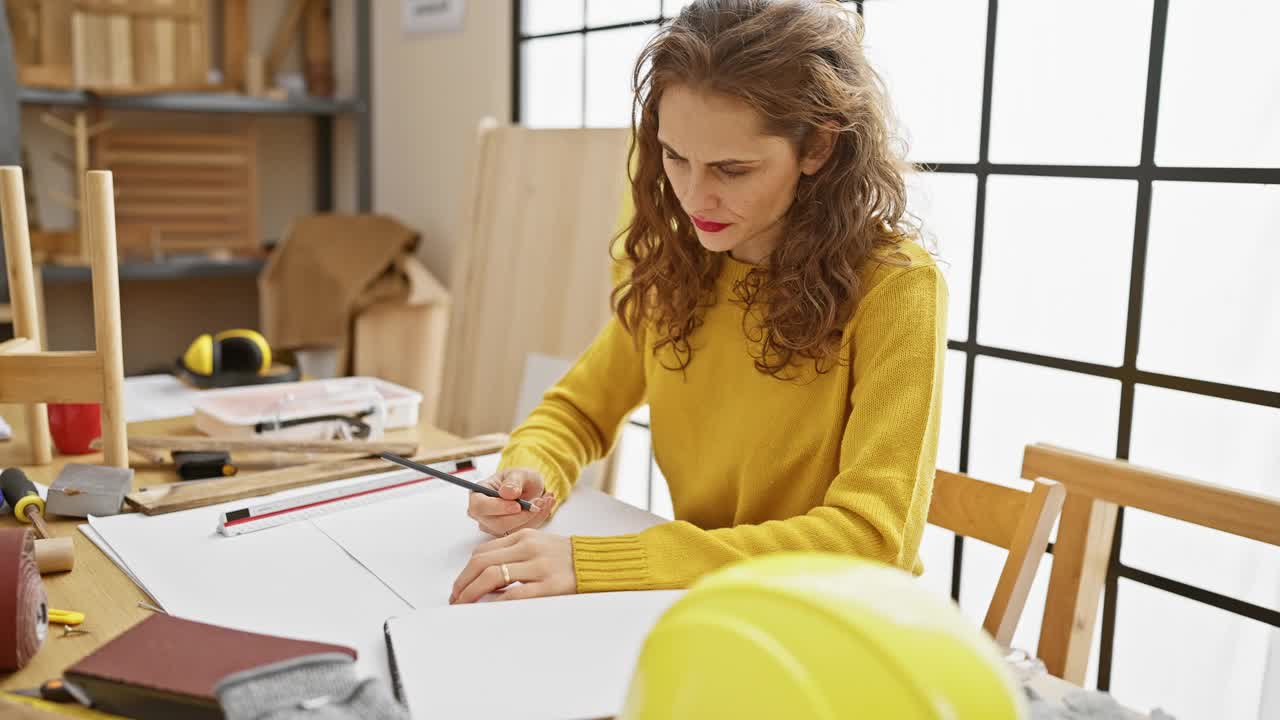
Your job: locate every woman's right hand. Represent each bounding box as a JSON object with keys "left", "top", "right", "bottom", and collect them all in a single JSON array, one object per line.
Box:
[{"left": 467, "top": 468, "right": 557, "bottom": 537}]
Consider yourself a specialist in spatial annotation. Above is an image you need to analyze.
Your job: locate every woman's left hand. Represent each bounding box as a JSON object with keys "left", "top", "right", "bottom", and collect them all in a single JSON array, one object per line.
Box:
[{"left": 450, "top": 529, "right": 576, "bottom": 604}]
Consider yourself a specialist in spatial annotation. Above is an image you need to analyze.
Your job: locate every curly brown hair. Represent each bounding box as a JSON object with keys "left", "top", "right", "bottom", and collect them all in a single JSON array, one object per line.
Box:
[{"left": 612, "top": 0, "right": 915, "bottom": 377}]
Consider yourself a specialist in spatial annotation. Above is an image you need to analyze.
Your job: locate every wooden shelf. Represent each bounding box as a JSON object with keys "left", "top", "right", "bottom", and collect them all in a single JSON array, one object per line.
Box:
[
  {"left": 19, "top": 86, "right": 361, "bottom": 116},
  {"left": 37, "top": 256, "right": 266, "bottom": 284}
]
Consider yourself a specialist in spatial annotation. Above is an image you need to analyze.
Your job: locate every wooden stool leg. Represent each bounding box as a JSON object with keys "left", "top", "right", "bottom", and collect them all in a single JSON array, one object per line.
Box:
[
  {"left": 85, "top": 171, "right": 128, "bottom": 468},
  {"left": 0, "top": 166, "right": 53, "bottom": 464}
]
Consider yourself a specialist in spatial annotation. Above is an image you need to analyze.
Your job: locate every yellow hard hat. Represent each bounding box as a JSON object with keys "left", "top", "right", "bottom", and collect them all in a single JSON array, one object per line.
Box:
[{"left": 621, "top": 553, "right": 1028, "bottom": 720}]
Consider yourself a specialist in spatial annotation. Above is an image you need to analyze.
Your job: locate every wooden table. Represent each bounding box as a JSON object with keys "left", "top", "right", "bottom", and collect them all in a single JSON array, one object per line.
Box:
[
  {"left": 0, "top": 406, "right": 462, "bottom": 692},
  {"left": 0, "top": 406, "right": 1148, "bottom": 718}
]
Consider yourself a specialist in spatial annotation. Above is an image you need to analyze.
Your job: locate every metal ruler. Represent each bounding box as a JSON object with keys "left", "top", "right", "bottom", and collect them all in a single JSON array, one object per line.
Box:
[{"left": 217, "top": 457, "right": 478, "bottom": 536}]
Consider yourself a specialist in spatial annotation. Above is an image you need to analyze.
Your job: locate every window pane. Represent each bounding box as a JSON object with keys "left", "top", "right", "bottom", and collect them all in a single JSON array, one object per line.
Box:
[
  {"left": 969, "top": 357, "right": 1120, "bottom": 487},
  {"left": 1156, "top": 4, "right": 1280, "bottom": 167},
  {"left": 938, "top": 349, "right": 966, "bottom": 473},
  {"left": 958, "top": 539, "right": 1053, "bottom": 655},
  {"left": 1139, "top": 182, "right": 1280, "bottom": 392},
  {"left": 587, "top": 0, "right": 659, "bottom": 28},
  {"left": 906, "top": 171, "right": 976, "bottom": 341},
  {"left": 612, "top": 423, "right": 654, "bottom": 511},
  {"left": 650, "top": 456, "right": 673, "bottom": 520},
  {"left": 1111, "top": 580, "right": 1272, "bottom": 719},
  {"left": 863, "top": 0, "right": 986, "bottom": 163},
  {"left": 988, "top": 2, "right": 1151, "bottom": 165},
  {"left": 979, "top": 176, "right": 1136, "bottom": 365},
  {"left": 1127, "top": 386, "right": 1280, "bottom": 608},
  {"left": 521, "top": 0, "right": 584, "bottom": 35},
  {"left": 521, "top": 35, "right": 585, "bottom": 128},
  {"left": 662, "top": 0, "right": 693, "bottom": 18},
  {"left": 916, "top": 524, "right": 955, "bottom": 602},
  {"left": 585, "top": 25, "right": 654, "bottom": 127}
]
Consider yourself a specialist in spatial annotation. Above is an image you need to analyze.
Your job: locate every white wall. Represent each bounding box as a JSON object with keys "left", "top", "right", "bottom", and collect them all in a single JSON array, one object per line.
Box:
[{"left": 372, "top": 0, "right": 512, "bottom": 284}]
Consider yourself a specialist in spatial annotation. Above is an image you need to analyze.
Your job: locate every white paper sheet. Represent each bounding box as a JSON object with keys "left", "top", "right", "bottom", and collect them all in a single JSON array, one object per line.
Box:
[
  {"left": 311, "top": 478, "right": 665, "bottom": 610},
  {"left": 78, "top": 523, "right": 157, "bottom": 606},
  {"left": 123, "top": 374, "right": 199, "bottom": 423},
  {"left": 0, "top": 414, "right": 11, "bottom": 440},
  {"left": 386, "top": 590, "right": 685, "bottom": 720},
  {"left": 88, "top": 477, "right": 415, "bottom": 679},
  {"left": 87, "top": 452, "right": 670, "bottom": 686}
]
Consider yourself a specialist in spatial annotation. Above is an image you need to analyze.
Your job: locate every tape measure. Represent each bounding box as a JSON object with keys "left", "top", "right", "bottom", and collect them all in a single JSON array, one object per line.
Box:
[{"left": 217, "top": 458, "right": 479, "bottom": 536}]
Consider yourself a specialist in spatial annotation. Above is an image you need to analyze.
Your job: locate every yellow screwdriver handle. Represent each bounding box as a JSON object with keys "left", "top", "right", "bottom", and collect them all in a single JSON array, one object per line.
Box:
[{"left": 49, "top": 608, "right": 85, "bottom": 626}]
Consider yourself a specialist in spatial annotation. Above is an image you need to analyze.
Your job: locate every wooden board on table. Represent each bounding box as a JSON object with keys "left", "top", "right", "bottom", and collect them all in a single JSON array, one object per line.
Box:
[
  {"left": 125, "top": 434, "right": 509, "bottom": 515},
  {"left": 439, "top": 126, "right": 628, "bottom": 438},
  {"left": 126, "top": 435, "right": 421, "bottom": 457}
]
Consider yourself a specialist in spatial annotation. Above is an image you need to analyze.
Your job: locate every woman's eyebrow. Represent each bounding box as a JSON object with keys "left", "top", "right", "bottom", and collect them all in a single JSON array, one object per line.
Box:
[{"left": 658, "top": 140, "right": 758, "bottom": 166}]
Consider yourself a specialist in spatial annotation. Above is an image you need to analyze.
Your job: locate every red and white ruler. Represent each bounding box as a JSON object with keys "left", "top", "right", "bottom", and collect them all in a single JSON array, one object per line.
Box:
[{"left": 217, "top": 457, "right": 480, "bottom": 536}]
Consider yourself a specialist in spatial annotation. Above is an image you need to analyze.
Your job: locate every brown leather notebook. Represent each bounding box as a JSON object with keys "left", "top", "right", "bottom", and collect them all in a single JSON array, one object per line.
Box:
[{"left": 64, "top": 614, "right": 357, "bottom": 720}]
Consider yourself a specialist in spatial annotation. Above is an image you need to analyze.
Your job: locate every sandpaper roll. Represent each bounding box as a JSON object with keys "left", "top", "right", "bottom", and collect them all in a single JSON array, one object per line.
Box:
[
  {"left": 0, "top": 528, "right": 48, "bottom": 671},
  {"left": 35, "top": 537, "right": 76, "bottom": 574}
]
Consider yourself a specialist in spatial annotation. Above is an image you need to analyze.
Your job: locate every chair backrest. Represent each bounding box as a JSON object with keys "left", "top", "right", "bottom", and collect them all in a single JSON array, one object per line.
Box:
[
  {"left": 928, "top": 469, "right": 1066, "bottom": 648},
  {"left": 1021, "top": 443, "right": 1280, "bottom": 684},
  {"left": 513, "top": 352, "right": 609, "bottom": 491},
  {"left": 0, "top": 166, "right": 127, "bottom": 467}
]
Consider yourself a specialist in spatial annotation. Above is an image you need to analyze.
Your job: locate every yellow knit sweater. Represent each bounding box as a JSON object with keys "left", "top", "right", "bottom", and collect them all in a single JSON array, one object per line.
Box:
[{"left": 499, "top": 240, "right": 947, "bottom": 592}]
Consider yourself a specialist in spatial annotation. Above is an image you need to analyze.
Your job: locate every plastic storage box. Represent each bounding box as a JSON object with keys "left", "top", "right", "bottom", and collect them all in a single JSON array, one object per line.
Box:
[{"left": 191, "top": 377, "right": 424, "bottom": 439}]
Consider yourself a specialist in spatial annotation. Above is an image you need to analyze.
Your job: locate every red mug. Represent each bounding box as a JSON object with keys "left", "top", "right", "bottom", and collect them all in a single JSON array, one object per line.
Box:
[{"left": 47, "top": 403, "right": 103, "bottom": 455}]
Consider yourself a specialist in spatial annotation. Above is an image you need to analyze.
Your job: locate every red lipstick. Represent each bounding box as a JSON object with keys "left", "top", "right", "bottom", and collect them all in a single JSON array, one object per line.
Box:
[{"left": 692, "top": 216, "right": 731, "bottom": 233}]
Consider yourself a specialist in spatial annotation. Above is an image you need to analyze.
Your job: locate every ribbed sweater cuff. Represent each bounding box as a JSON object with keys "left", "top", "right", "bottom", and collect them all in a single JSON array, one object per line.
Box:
[{"left": 571, "top": 534, "right": 652, "bottom": 592}]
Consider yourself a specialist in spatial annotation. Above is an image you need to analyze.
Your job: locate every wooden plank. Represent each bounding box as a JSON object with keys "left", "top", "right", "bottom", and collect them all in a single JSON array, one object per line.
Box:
[
  {"left": 265, "top": 0, "right": 309, "bottom": 83},
  {"left": 73, "top": 0, "right": 197, "bottom": 18},
  {"left": 303, "top": 0, "right": 333, "bottom": 96},
  {"left": 984, "top": 478, "right": 1065, "bottom": 647},
  {"left": 928, "top": 469, "right": 1027, "bottom": 550},
  {"left": 40, "top": 0, "right": 76, "bottom": 74},
  {"left": 125, "top": 434, "right": 510, "bottom": 515},
  {"left": 131, "top": 6, "right": 159, "bottom": 87},
  {"left": 1022, "top": 443, "right": 1280, "bottom": 546},
  {"left": 0, "top": 352, "right": 105, "bottom": 404},
  {"left": 106, "top": 0, "right": 134, "bottom": 88},
  {"left": 126, "top": 436, "right": 420, "bottom": 456},
  {"left": 222, "top": 0, "right": 248, "bottom": 91},
  {"left": 185, "top": 0, "right": 210, "bottom": 86},
  {"left": 86, "top": 171, "right": 128, "bottom": 468},
  {"left": 70, "top": 10, "right": 89, "bottom": 87},
  {"left": 1038, "top": 494, "right": 1117, "bottom": 684},
  {"left": 96, "top": 150, "right": 249, "bottom": 167},
  {"left": 8, "top": 1, "right": 40, "bottom": 66},
  {"left": 152, "top": 0, "right": 176, "bottom": 86},
  {"left": 440, "top": 127, "right": 626, "bottom": 437},
  {"left": 112, "top": 186, "right": 246, "bottom": 201}
]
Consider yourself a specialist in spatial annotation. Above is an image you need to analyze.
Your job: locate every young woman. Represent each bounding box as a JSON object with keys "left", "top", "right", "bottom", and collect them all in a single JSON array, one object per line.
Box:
[{"left": 450, "top": 0, "right": 946, "bottom": 604}]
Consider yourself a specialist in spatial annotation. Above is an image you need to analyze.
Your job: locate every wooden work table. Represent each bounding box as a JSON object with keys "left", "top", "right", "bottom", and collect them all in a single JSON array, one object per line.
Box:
[
  {"left": 0, "top": 406, "right": 1148, "bottom": 718},
  {"left": 0, "top": 405, "right": 462, "bottom": 693}
]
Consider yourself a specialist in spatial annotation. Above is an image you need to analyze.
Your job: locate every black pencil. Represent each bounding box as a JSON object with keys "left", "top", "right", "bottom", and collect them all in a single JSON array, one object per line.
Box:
[{"left": 379, "top": 452, "right": 533, "bottom": 511}]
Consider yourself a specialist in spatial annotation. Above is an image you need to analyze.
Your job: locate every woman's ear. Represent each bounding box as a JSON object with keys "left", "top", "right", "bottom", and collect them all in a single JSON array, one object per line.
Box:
[{"left": 800, "top": 128, "right": 837, "bottom": 176}]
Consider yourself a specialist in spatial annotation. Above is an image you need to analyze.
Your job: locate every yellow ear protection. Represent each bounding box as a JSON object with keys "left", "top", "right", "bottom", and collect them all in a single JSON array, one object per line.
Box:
[{"left": 181, "top": 329, "right": 272, "bottom": 377}]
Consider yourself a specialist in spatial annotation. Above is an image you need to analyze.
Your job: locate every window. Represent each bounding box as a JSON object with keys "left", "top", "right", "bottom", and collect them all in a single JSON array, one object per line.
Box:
[{"left": 514, "top": 3, "right": 1280, "bottom": 715}]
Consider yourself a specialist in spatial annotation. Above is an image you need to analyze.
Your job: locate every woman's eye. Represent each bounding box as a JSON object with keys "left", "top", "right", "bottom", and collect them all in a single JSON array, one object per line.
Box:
[
  {"left": 663, "top": 152, "right": 687, "bottom": 164},
  {"left": 719, "top": 167, "right": 749, "bottom": 178}
]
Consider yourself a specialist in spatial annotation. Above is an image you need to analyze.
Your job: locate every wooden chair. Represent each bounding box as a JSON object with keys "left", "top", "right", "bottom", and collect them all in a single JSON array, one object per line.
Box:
[
  {"left": 0, "top": 166, "right": 127, "bottom": 467},
  {"left": 1022, "top": 443, "right": 1280, "bottom": 684},
  {"left": 928, "top": 469, "right": 1067, "bottom": 648}
]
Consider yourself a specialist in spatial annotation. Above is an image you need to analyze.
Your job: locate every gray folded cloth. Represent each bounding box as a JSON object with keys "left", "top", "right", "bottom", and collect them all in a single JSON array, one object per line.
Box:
[
  {"left": 1026, "top": 685, "right": 1176, "bottom": 720},
  {"left": 214, "top": 653, "right": 409, "bottom": 720}
]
